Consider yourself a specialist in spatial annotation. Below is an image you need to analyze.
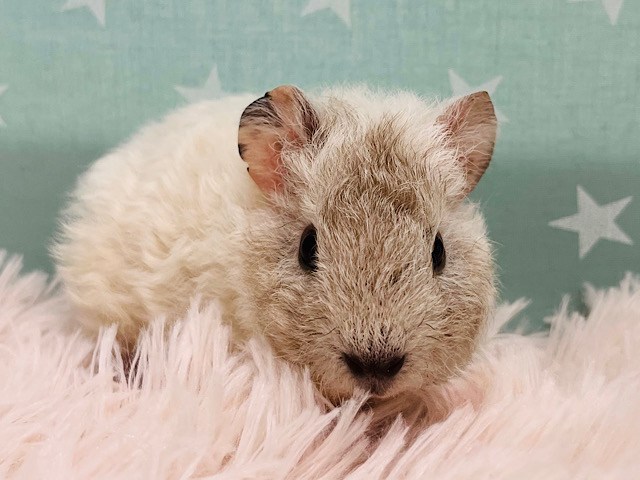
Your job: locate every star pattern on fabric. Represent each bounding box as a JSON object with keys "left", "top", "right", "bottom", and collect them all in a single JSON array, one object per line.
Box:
[
  {"left": 568, "top": 0, "right": 624, "bottom": 25},
  {"left": 448, "top": 69, "right": 508, "bottom": 124},
  {"left": 301, "top": 0, "right": 351, "bottom": 27},
  {"left": 549, "top": 185, "right": 633, "bottom": 259},
  {"left": 61, "top": 0, "right": 107, "bottom": 26},
  {"left": 0, "top": 85, "right": 7, "bottom": 127},
  {"left": 175, "top": 65, "right": 229, "bottom": 103}
]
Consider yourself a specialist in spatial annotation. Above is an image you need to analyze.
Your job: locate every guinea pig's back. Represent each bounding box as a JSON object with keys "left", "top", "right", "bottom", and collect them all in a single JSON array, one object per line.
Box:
[{"left": 52, "top": 95, "right": 264, "bottom": 340}]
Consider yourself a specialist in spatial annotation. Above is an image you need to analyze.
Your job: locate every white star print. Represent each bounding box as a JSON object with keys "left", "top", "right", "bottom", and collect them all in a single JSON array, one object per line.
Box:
[
  {"left": 0, "top": 85, "right": 7, "bottom": 127},
  {"left": 569, "top": 0, "right": 624, "bottom": 26},
  {"left": 61, "top": 0, "right": 107, "bottom": 26},
  {"left": 175, "top": 65, "right": 229, "bottom": 103},
  {"left": 301, "top": 0, "right": 351, "bottom": 27},
  {"left": 549, "top": 185, "right": 633, "bottom": 259},
  {"left": 448, "top": 69, "right": 508, "bottom": 125}
]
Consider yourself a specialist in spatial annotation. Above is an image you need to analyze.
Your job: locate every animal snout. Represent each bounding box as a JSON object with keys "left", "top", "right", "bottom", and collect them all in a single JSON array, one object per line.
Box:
[{"left": 343, "top": 353, "right": 405, "bottom": 379}]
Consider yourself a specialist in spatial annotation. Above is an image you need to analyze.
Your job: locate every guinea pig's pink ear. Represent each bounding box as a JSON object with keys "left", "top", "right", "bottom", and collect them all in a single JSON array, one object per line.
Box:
[
  {"left": 238, "top": 85, "right": 319, "bottom": 195},
  {"left": 437, "top": 91, "right": 497, "bottom": 195}
]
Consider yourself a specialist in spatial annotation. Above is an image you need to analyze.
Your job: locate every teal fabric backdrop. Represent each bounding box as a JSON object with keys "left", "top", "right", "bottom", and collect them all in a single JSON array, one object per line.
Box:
[{"left": 1, "top": 0, "right": 638, "bottom": 329}]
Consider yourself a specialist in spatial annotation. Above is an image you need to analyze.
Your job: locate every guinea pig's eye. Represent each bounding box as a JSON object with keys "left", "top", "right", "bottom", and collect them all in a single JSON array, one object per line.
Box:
[
  {"left": 298, "top": 224, "right": 318, "bottom": 272},
  {"left": 432, "top": 232, "right": 446, "bottom": 275}
]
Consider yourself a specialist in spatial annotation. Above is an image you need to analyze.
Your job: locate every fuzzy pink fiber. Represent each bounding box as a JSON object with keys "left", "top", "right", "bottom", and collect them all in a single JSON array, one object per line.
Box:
[{"left": 1, "top": 250, "right": 639, "bottom": 479}]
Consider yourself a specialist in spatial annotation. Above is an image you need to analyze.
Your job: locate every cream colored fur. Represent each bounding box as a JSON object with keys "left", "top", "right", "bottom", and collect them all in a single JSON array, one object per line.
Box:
[
  {"left": 52, "top": 87, "right": 497, "bottom": 403},
  {"left": 1, "top": 253, "right": 639, "bottom": 479},
  {"left": 52, "top": 95, "right": 264, "bottom": 341}
]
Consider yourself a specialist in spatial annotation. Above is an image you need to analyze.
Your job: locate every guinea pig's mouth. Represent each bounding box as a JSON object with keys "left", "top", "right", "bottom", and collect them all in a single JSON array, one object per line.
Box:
[
  {"left": 360, "top": 378, "right": 395, "bottom": 398},
  {"left": 323, "top": 382, "right": 397, "bottom": 408},
  {"left": 315, "top": 373, "right": 402, "bottom": 406}
]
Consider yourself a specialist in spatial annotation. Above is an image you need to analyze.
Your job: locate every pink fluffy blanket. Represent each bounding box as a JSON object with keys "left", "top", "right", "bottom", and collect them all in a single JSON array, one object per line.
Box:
[{"left": 1, "top": 251, "right": 639, "bottom": 479}]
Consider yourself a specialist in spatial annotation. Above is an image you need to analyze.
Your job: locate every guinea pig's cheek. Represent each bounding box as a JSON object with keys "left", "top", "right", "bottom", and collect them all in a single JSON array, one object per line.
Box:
[
  {"left": 316, "top": 381, "right": 357, "bottom": 406},
  {"left": 432, "top": 332, "right": 477, "bottom": 381},
  {"left": 309, "top": 361, "right": 357, "bottom": 404},
  {"left": 260, "top": 324, "right": 301, "bottom": 364}
]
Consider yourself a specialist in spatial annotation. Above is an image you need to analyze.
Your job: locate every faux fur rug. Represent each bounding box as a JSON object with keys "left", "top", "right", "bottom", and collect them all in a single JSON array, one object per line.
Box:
[{"left": 1, "top": 251, "right": 639, "bottom": 479}]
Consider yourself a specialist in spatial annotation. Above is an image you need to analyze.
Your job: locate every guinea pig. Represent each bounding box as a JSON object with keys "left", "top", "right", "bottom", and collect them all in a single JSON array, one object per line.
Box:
[{"left": 52, "top": 85, "right": 497, "bottom": 404}]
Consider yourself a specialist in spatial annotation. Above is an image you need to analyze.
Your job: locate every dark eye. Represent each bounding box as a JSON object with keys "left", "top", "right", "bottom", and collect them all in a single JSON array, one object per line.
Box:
[
  {"left": 298, "top": 224, "right": 318, "bottom": 272},
  {"left": 432, "top": 232, "right": 446, "bottom": 275}
]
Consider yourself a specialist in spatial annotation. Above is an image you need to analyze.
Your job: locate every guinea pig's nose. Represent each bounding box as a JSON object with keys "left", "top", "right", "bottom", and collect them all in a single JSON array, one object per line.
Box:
[{"left": 343, "top": 353, "right": 405, "bottom": 379}]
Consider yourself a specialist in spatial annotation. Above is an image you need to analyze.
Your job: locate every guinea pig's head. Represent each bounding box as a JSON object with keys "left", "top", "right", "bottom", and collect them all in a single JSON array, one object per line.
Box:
[{"left": 237, "top": 85, "right": 497, "bottom": 404}]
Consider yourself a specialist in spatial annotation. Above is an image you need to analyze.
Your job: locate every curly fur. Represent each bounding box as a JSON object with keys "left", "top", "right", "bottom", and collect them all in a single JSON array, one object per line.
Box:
[{"left": 52, "top": 86, "right": 497, "bottom": 403}]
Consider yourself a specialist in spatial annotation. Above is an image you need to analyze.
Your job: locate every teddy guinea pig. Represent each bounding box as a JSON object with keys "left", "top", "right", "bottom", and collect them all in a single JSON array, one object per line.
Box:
[{"left": 52, "top": 85, "right": 497, "bottom": 405}]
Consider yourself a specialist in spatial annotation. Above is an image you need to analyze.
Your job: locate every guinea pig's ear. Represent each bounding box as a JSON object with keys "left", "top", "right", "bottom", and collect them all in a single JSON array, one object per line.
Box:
[
  {"left": 238, "top": 85, "right": 319, "bottom": 195},
  {"left": 437, "top": 91, "right": 497, "bottom": 195}
]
